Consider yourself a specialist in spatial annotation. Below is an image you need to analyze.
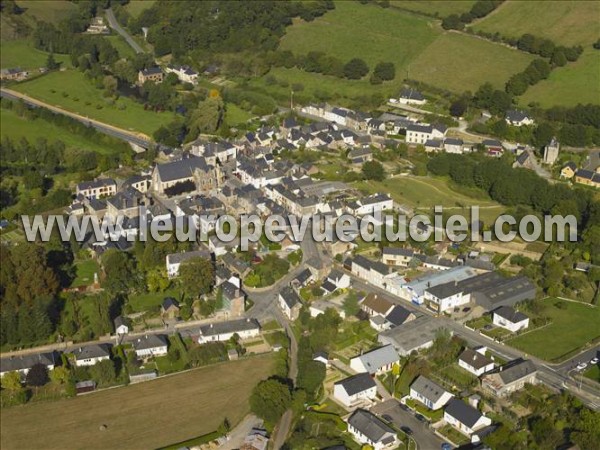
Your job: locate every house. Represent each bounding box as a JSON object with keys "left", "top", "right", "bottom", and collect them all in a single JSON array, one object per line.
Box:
[
  {"left": 114, "top": 316, "right": 129, "bottom": 335},
  {"left": 492, "top": 306, "right": 529, "bottom": 332},
  {"left": 241, "top": 428, "right": 269, "bottom": 450},
  {"left": 165, "top": 64, "right": 198, "bottom": 84},
  {"left": 396, "top": 88, "right": 426, "bottom": 106},
  {"left": 325, "top": 269, "right": 351, "bottom": 290},
  {"left": 574, "top": 169, "right": 600, "bottom": 188},
  {"left": 0, "top": 351, "right": 58, "bottom": 378},
  {"left": 133, "top": 334, "right": 168, "bottom": 358},
  {"left": 151, "top": 155, "right": 221, "bottom": 195},
  {"left": 86, "top": 16, "right": 109, "bottom": 34},
  {"left": 351, "top": 255, "right": 390, "bottom": 288},
  {"left": 481, "top": 359, "right": 537, "bottom": 397},
  {"left": 378, "top": 316, "right": 449, "bottom": 356},
  {"left": 543, "top": 137, "right": 560, "bottom": 165},
  {"left": 458, "top": 347, "right": 495, "bottom": 376},
  {"left": 291, "top": 268, "right": 314, "bottom": 290},
  {"left": 76, "top": 178, "right": 117, "bottom": 199},
  {"left": 0, "top": 67, "right": 29, "bottom": 81},
  {"left": 560, "top": 162, "right": 577, "bottom": 179},
  {"left": 425, "top": 139, "right": 443, "bottom": 153},
  {"left": 360, "top": 293, "right": 394, "bottom": 318},
  {"left": 350, "top": 345, "right": 399, "bottom": 375},
  {"left": 138, "top": 66, "right": 163, "bottom": 85},
  {"left": 348, "top": 148, "right": 373, "bottom": 164},
  {"left": 74, "top": 344, "right": 111, "bottom": 367},
  {"left": 444, "top": 138, "right": 464, "bottom": 154},
  {"left": 482, "top": 139, "right": 504, "bottom": 157},
  {"left": 513, "top": 150, "right": 534, "bottom": 170},
  {"left": 402, "top": 266, "right": 479, "bottom": 305},
  {"left": 313, "top": 351, "right": 329, "bottom": 366},
  {"left": 347, "top": 409, "right": 398, "bottom": 450},
  {"left": 197, "top": 318, "right": 260, "bottom": 344},
  {"left": 278, "top": 286, "right": 302, "bottom": 320},
  {"left": 406, "top": 123, "right": 446, "bottom": 145},
  {"left": 384, "top": 305, "right": 416, "bottom": 327},
  {"left": 161, "top": 297, "right": 180, "bottom": 319},
  {"left": 309, "top": 299, "right": 346, "bottom": 320},
  {"left": 382, "top": 247, "right": 414, "bottom": 267},
  {"left": 333, "top": 373, "right": 377, "bottom": 408},
  {"left": 444, "top": 398, "right": 492, "bottom": 440},
  {"left": 409, "top": 375, "right": 453, "bottom": 410},
  {"left": 505, "top": 109, "right": 534, "bottom": 127},
  {"left": 166, "top": 249, "right": 212, "bottom": 278}
]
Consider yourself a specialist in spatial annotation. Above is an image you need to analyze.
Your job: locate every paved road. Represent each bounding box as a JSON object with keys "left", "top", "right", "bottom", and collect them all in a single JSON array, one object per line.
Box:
[
  {"left": 1, "top": 88, "right": 152, "bottom": 147},
  {"left": 371, "top": 399, "right": 446, "bottom": 450},
  {"left": 105, "top": 8, "right": 144, "bottom": 54},
  {"left": 219, "top": 414, "right": 262, "bottom": 450}
]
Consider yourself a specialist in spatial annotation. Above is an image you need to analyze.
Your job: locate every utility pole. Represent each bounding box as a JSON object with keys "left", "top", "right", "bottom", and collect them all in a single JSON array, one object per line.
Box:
[{"left": 290, "top": 90, "right": 294, "bottom": 111}]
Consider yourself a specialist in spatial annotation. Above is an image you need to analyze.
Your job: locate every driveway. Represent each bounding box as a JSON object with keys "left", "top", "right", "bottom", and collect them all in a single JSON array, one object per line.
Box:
[
  {"left": 371, "top": 399, "right": 447, "bottom": 450},
  {"left": 105, "top": 8, "right": 144, "bottom": 54}
]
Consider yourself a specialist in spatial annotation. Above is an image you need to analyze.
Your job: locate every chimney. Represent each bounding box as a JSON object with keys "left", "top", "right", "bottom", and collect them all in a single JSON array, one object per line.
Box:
[{"left": 210, "top": 324, "right": 213, "bottom": 328}]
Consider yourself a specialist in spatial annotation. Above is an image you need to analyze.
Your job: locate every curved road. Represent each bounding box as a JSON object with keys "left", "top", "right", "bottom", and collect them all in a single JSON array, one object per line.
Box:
[{"left": 105, "top": 8, "right": 144, "bottom": 54}]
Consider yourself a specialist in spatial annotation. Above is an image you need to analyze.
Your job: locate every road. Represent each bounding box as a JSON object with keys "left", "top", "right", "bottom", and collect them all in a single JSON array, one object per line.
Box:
[
  {"left": 105, "top": 8, "right": 144, "bottom": 54},
  {"left": 371, "top": 399, "right": 446, "bottom": 450},
  {"left": 0, "top": 88, "right": 152, "bottom": 148}
]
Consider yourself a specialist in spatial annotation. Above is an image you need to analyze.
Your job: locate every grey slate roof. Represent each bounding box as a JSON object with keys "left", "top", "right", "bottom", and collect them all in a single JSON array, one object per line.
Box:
[
  {"left": 353, "top": 345, "right": 399, "bottom": 374},
  {"left": 280, "top": 286, "right": 301, "bottom": 309},
  {"left": 497, "top": 359, "right": 537, "bottom": 384},
  {"left": 459, "top": 348, "right": 494, "bottom": 370},
  {"left": 445, "top": 398, "right": 484, "bottom": 428},
  {"left": 74, "top": 344, "right": 111, "bottom": 361},
  {"left": 493, "top": 306, "right": 528, "bottom": 323},
  {"left": 0, "top": 351, "right": 58, "bottom": 373},
  {"left": 383, "top": 247, "right": 414, "bottom": 258},
  {"left": 385, "top": 305, "right": 413, "bottom": 327},
  {"left": 156, "top": 156, "right": 211, "bottom": 182},
  {"left": 133, "top": 334, "right": 168, "bottom": 351},
  {"left": 400, "top": 88, "right": 425, "bottom": 101},
  {"left": 335, "top": 372, "right": 376, "bottom": 396},
  {"left": 410, "top": 375, "right": 450, "bottom": 405},
  {"left": 166, "top": 249, "right": 212, "bottom": 265},
  {"left": 199, "top": 318, "right": 260, "bottom": 337},
  {"left": 347, "top": 409, "right": 396, "bottom": 444}
]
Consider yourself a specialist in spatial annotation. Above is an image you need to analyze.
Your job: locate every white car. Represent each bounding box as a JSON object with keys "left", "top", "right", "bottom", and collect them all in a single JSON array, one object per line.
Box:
[
  {"left": 590, "top": 357, "right": 599, "bottom": 365},
  {"left": 576, "top": 362, "right": 588, "bottom": 371}
]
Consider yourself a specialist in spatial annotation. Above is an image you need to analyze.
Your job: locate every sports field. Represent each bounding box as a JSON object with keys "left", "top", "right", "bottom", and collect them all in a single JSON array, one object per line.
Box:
[
  {"left": 507, "top": 300, "right": 600, "bottom": 362},
  {"left": 391, "top": 0, "right": 476, "bottom": 17},
  {"left": 472, "top": 1, "right": 600, "bottom": 47},
  {"left": 520, "top": 49, "right": 600, "bottom": 107},
  {"left": 0, "top": 355, "right": 275, "bottom": 450},
  {"left": 12, "top": 69, "right": 176, "bottom": 135}
]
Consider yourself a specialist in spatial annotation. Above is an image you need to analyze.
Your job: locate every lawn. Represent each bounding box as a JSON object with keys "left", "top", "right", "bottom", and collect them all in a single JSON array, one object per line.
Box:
[
  {"left": 71, "top": 259, "right": 100, "bottom": 288},
  {"left": 0, "top": 355, "right": 274, "bottom": 450},
  {"left": 15, "top": 0, "right": 77, "bottom": 24},
  {"left": 520, "top": 49, "right": 600, "bottom": 107},
  {"left": 105, "top": 35, "right": 137, "bottom": 59},
  {"left": 507, "top": 299, "right": 600, "bottom": 362},
  {"left": 583, "top": 364, "right": 600, "bottom": 383},
  {"left": 0, "top": 108, "right": 125, "bottom": 156},
  {"left": 128, "top": 288, "right": 180, "bottom": 313},
  {"left": 472, "top": 1, "right": 600, "bottom": 47},
  {"left": 12, "top": 69, "right": 176, "bottom": 136},
  {"left": 408, "top": 32, "right": 535, "bottom": 92},
  {"left": 391, "top": 1, "right": 476, "bottom": 17},
  {"left": 125, "top": 0, "right": 156, "bottom": 18},
  {"left": 225, "top": 102, "right": 254, "bottom": 126},
  {"left": 1, "top": 39, "right": 71, "bottom": 70}
]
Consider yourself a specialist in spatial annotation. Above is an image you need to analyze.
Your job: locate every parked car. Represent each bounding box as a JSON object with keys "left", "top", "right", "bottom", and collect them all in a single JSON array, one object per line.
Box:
[
  {"left": 399, "top": 403, "right": 410, "bottom": 412},
  {"left": 415, "top": 413, "right": 427, "bottom": 422},
  {"left": 590, "top": 357, "right": 598, "bottom": 365},
  {"left": 441, "top": 444, "right": 452, "bottom": 450},
  {"left": 401, "top": 426, "right": 413, "bottom": 435},
  {"left": 576, "top": 362, "right": 588, "bottom": 371},
  {"left": 382, "top": 414, "right": 394, "bottom": 423}
]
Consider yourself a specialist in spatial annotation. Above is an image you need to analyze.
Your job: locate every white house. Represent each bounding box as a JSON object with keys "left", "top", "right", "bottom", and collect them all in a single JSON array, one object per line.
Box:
[
  {"left": 394, "top": 88, "right": 427, "bottom": 106},
  {"left": 0, "top": 351, "right": 58, "bottom": 378},
  {"left": 74, "top": 344, "right": 111, "bottom": 367},
  {"left": 492, "top": 306, "right": 529, "bottom": 332},
  {"left": 458, "top": 347, "right": 495, "bottom": 377},
  {"left": 352, "top": 256, "right": 390, "bottom": 288},
  {"left": 409, "top": 375, "right": 453, "bottom": 410},
  {"left": 197, "top": 318, "right": 260, "bottom": 344},
  {"left": 444, "top": 138, "right": 464, "bottom": 154},
  {"left": 423, "top": 281, "right": 469, "bottom": 314},
  {"left": 165, "top": 249, "right": 212, "bottom": 278},
  {"left": 350, "top": 345, "right": 399, "bottom": 375},
  {"left": 505, "top": 109, "right": 535, "bottom": 127},
  {"left": 165, "top": 64, "right": 198, "bottom": 84},
  {"left": 114, "top": 316, "right": 129, "bottom": 335},
  {"left": 333, "top": 373, "right": 377, "bottom": 408},
  {"left": 406, "top": 123, "right": 446, "bottom": 144},
  {"left": 444, "top": 398, "right": 492, "bottom": 441},
  {"left": 326, "top": 269, "right": 351, "bottom": 289},
  {"left": 76, "top": 178, "right": 117, "bottom": 199},
  {"left": 347, "top": 409, "right": 398, "bottom": 450},
  {"left": 278, "top": 286, "right": 302, "bottom": 321},
  {"left": 133, "top": 334, "right": 168, "bottom": 358},
  {"left": 382, "top": 247, "right": 414, "bottom": 267}
]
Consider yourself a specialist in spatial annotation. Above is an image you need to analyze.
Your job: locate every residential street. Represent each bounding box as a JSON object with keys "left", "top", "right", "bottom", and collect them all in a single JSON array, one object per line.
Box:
[{"left": 105, "top": 8, "right": 144, "bottom": 54}]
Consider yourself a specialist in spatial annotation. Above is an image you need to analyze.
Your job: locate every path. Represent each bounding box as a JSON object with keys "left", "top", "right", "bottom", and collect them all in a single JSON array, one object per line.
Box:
[
  {"left": 219, "top": 414, "right": 262, "bottom": 450},
  {"left": 105, "top": 8, "right": 144, "bottom": 54}
]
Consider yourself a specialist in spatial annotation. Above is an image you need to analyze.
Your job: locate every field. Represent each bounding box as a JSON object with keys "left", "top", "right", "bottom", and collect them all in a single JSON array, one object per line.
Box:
[
  {"left": 128, "top": 289, "right": 180, "bottom": 313},
  {"left": 391, "top": 0, "right": 476, "bottom": 17},
  {"left": 225, "top": 102, "right": 254, "bottom": 126},
  {"left": 125, "top": 0, "right": 156, "bottom": 18},
  {"left": 0, "top": 355, "right": 275, "bottom": 450},
  {"left": 353, "top": 176, "right": 505, "bottom": 224},
  {"left": 14, "top": 0, "right": 76, "bottom": 24},
  {"left": 71, "top": 259, "right": 100, "bottom": 287},
  {"left": 12, "top": 69, "right": 176, "bottom": 135},
  {"left": 507, "top": 300, "right": 600, "bottom": 362},
  {"left": 408, "top": 32, "right": 535, "bottom": 92},
  {"left": 520, "top": 49, "right": 600, "bottom": 107},
  {"left": 472, "top": 1, "right": 600, "bottom": 47},
  {"left": 0, "top": 108, "right": 122, "bottom": 155},
  {"left": 105, "top": 35, "right": 137, "bottom": 59},
  {"left": 1, "top": 39, "right": 71, "bottom": 70}
]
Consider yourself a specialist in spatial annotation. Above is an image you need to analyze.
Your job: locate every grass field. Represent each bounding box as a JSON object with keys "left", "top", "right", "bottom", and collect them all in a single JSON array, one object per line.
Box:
[
  {"left": 391, "top": 0, "right": 476, "bottom": 17},
  {"left": 583, "top": 364, "right": 600, "bottom": 383},
  {"left": 0, "top": 355, "right": 274, "bottom": 450},
  {"left": 520, "top": 49, "right": 600, "bottom": 107},
  {"left": 225, "top": 103, "right": 254, "bottom": 125},
  {"left": 507, "top": 299, "right": 600, "bottom": 361},
  {"left": 128, "top": 289, "right": 180, "bottom": 313},
  {"left": 71, "top": 259, "right": 100, "bottom": 287},
  {"left": 409, "top": 32, "right": 535, "bottom": 92},
  {"left": 353, "top": 175, "right": 505, "bottom": 224},
  {"left": 1, "top": 39, "right": 71, "bottom": 70},
  {"left": 15, "top": 0, "right": 77, "bottom": 24},
  {"left": 12, "top": 69, "right": 176, "bottom": 135},
  {"left": 472, "top": 1, "right": 600, "bottom": 47},
  {"left": 124, "top": 0, "right": 156, "bottom": 18},
  {"left": 0, "top": 108, "right": 123, "bottom": 155},
  {"left": 105, "top": 34, "right": 137, "bottom": 59}
]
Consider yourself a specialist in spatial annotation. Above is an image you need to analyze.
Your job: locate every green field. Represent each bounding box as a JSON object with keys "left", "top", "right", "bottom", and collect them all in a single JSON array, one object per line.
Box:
[
  {"left": 507, "top": 300, "right": 600, "bottom": 362},
  {"left": 128, "top": 289, "right": 180, "bottom": 313},
  {"left": 124, "top": 0, "right": 156, "bottom": 18},
  {"left": 583, "top": 364, "right": 600, "bottom": 383},
  {"left": 0, "top": 355, "right": 275, "bottom": 450},
  {"left": 1, "top": 39, "right": 71, "bottom": 70},
  {"left": 391, "top": 0, "right": 476, "bottom": 17},
  {"left": 472, "top": 1, "right": 600, "bottom": 47},
  {"left": 105, "top": 35, "right": 137, "bottom": 59},
  {"left": 520, "top": 49, "right": 600, "bottom": 107},
  {"left": 12, "top": 69, "right": 176, "bottom": 135},
  {"left": 0, "top": 108, "right": 123, "bottom": 155},
  {"left": 71, "top": 259, "right": 100, "bottom": 287},
  {"left": 15, "top": 0, "right": 77, "bottom": 24},
  {"left": 225, "top": 103, "right": 254, "bottom": 125},
  {"left": 409, "top": 32, "right": 535, "bottom": 92}
]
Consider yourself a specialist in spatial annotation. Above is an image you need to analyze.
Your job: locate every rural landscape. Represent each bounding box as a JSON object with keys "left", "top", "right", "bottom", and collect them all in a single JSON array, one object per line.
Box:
[{"left": 1, "top": 1, "right": 599, "bottom": 450}]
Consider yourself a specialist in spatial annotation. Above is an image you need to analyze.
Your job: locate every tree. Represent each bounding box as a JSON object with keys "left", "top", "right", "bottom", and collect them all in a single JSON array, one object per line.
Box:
[
  {"left": 571, "top": 408, "right": 600, "bottom": 449},
  {"left": 449, "top": 98, "right": 468, "bottom": 117},
  {"left": 362, "top": 160, "right": 385, "bottom": 181},
  {"left": 188, "top": 96, "right": 224, "bottom": 135},
  {"left": 249, "top": 378, "right": 292, "bottom": 424},
  {"left": 442, "top": 14, "right": 464, "bottom": 30},
  {"left": 89, "top": 359, "right": 116, "bottom": 385},
  {"left": 343, "top": 58, "right": 369, "bottom": 79},
  {"left": 373, "top": 62, "right": 395, "bottom": 81},
  {"left": 146, "top": 267, "right": 171, "bottom": 293},
  {"left": 49, "top": 366, "right": 71, "bottom": 384},
  {"left": 103, "top": 75, "right": 118, "bottom": 97},
  {"left": 297, "top": 359, "right": 326, "bottom": 400},
  {"left": 551, "top": 49, "right": 567, "bottom": 67},
  {"left": 179, "top": 257, "right": 215, "bottom": 298},
  {"left": 46, "top": 52, "right": 59, "bottom": 70},
  {"left": 101, "top": 249, "right": 136, "bottom": 294},
  {"left": 1, "top": 371, "right": 23, "bottom": 392},
  {"left": 342, "top": 290, "right": 360, "bottom": 316},
  {"left": 26, "top": 363, "right": 49, "bottom": 386}
]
